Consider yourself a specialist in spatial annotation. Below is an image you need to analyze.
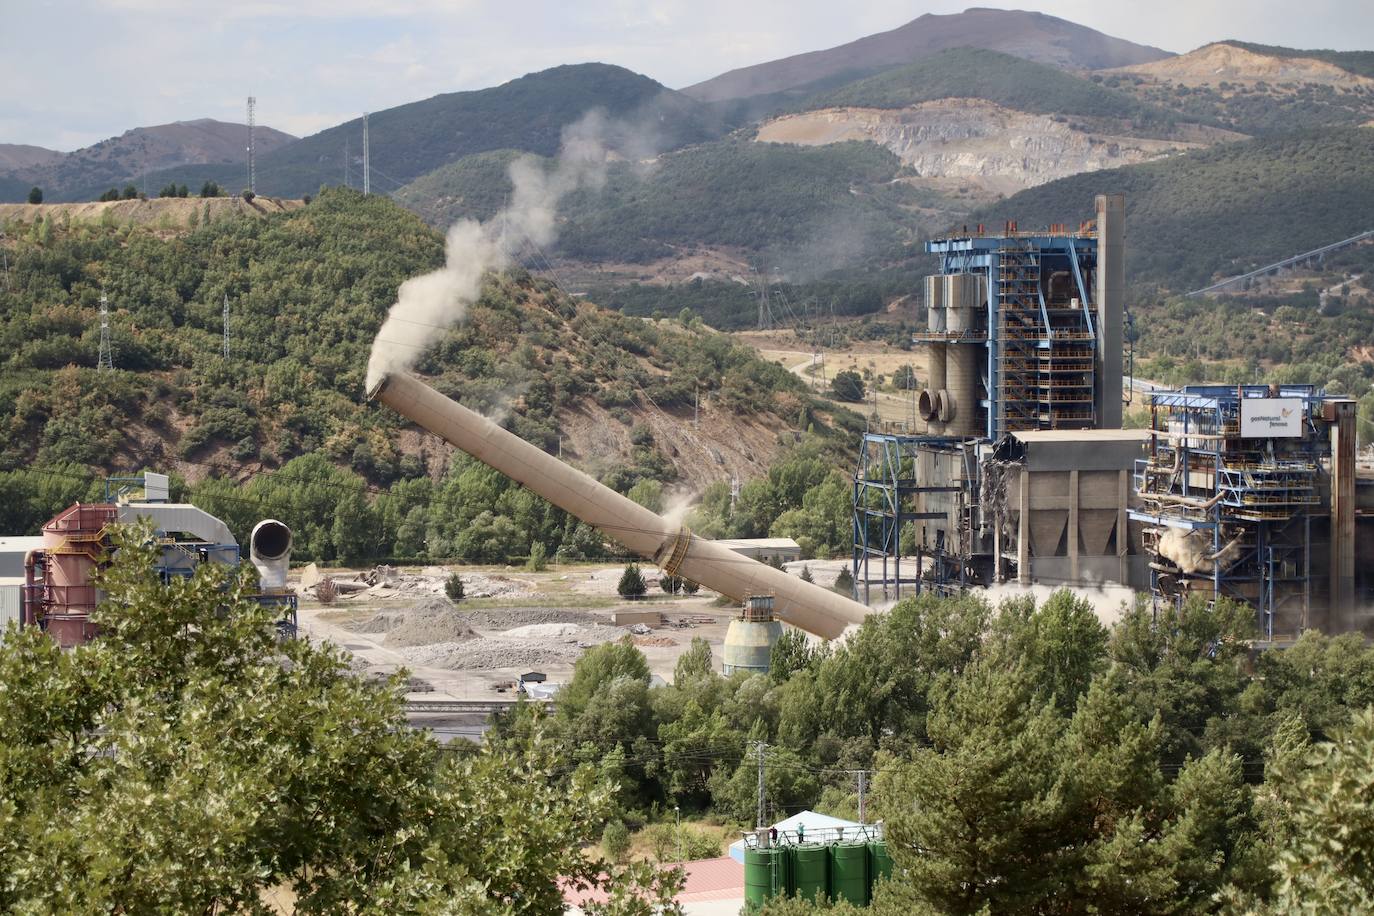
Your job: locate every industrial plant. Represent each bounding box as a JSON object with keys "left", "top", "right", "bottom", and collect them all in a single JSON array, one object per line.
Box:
[
  {"left": 854, "top": 194, "right": 1372, "bottom": 643},
  {"left": 0, "top": 473, "right": 295, "bottom": 647},
  {"left": 3, "top": 194, "right": 1370, "bottom": 666}
]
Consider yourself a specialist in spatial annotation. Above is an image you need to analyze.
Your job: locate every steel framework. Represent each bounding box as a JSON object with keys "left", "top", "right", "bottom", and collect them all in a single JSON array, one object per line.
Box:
[
  {"left": 1129, "top": 386, "right": 1324, "bottom": 640},
  {"left": 851, "top": 433, "right": 966, "bottom": 602}
]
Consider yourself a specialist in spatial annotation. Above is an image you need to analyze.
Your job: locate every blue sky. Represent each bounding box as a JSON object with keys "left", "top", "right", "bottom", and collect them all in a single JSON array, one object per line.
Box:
[{"left": 4, "top": 0, "right": 1372, "bottom": 150}]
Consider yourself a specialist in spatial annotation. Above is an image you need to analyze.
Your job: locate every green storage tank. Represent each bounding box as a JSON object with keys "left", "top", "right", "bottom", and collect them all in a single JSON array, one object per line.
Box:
[
  {"left": 745, "top": 848, "right": 779, "bottom": 907},
  {"left": 868, "top": 840, "right": 894, "bottom": 883},
  {"left": 829, "top": 842, "right": 870, "bottom": 905},
  {"left": 791, "top": 845, "right": 830, "bottom": 903}
]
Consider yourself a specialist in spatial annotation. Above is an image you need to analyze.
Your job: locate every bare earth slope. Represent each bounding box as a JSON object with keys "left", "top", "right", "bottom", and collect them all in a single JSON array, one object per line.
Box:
[
  {"left": 755, "top": 99, "right": 1238, "bottom": 195},
  {"left": 0, "top": 196, "right": 304, "bottom": 229},
  {"left": 683, "top": 8, "right": 1172, "bottom": 102},
  {"left": 1108, "top": 42, "right": 1374, "bottom": 89}
]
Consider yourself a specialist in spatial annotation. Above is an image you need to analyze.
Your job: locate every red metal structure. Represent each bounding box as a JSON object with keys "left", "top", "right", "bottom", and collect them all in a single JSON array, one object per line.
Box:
[{"left": 23, "top": 503, "right": 118, "bottom": 648}]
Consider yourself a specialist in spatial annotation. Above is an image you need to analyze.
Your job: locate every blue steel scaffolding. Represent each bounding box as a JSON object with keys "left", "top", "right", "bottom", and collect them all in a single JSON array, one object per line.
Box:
[
  {"left": 1129, "top": 386, "right": 1323, "bottom": 640},
  {"left": 922, "top": 229, "right": 1100, "bottom": 439},
  {"left": 851, "top": 433, "right": 967, "bottom": 603}
]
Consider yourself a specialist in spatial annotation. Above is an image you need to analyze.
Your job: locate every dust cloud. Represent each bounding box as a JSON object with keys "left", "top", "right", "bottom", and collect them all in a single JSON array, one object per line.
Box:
[{"left": 365, "top": 112, "right": 610, "bottom": 392}]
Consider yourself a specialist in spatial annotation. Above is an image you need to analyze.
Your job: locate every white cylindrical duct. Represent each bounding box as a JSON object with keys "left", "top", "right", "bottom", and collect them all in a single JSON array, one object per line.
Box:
[
  {"left": 250, "top": 519, "right": 293, "bottom": 590},
  {"left": 924, "top": 275, "right": 946, "bottom": 332},
  {"left": 943, "top": 346, "right": 984, "bottom": 437},
  {"left": 927, "top": 342, "right": 947, "bottom": 390},
  {"left": 944, "top": 274, "right": 984, "bottom": 334},
  {"left": 370, "top": 372, "right": 870, "bottom": 639}
]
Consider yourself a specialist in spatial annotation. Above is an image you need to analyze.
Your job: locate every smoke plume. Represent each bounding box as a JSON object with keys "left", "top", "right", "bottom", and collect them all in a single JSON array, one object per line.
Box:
[{"left": 365, "top": 112, "right": 610, "bottom": 392}]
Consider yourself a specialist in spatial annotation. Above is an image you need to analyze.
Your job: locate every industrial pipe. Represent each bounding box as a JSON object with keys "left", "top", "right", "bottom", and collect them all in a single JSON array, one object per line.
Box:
[
  {"left": 250, "top": 519, "right": 293, "bottom": 591},
  {"left": 369, "top": 372, "right": 871, "bottom": 639}
]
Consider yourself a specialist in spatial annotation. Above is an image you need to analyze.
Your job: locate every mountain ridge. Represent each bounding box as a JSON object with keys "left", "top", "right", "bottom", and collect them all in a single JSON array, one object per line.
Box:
[{"left": 682, "top": 8, "right": 1172, "bottom": 103}]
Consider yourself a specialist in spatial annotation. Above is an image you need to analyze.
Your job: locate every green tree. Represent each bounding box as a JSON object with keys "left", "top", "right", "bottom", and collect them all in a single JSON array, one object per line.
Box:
[
  {"left": 618, "top": 563, "right": 647, "bottom": 598},
  {"left": 122, "top": 184, "right": 138, "bottom": 200},
  {"left": 527, "top": 540, "right": 549, "bottom": 571},
  {"left": 831, "top": 369, "right": 865, "bottom": 402},
  {"left": 26, "top": 187, "right": 42, "bottom": 204},
  {"left": 445, "top": 572, "right": 465, "bottom": 600},
  {"left": 602, "top": 819, "right": 631, "bottom": 862},
  {"left": 0, "top": 524, "right": 677, "bottom": 911}
]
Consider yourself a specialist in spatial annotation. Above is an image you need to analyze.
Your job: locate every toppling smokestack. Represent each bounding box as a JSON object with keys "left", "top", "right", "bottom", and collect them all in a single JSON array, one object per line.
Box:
[
  {"left": 369, "top": 372, "right": 870, "bottom": 639},
  {"left": 1095, "top": 194, "right": 1125, "bottom": 429}
]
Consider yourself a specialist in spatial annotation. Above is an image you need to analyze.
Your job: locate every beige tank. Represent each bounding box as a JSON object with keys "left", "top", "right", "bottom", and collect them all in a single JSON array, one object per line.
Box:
[{"left": 369, "top": 372, "right": 871, "bottom": 639}]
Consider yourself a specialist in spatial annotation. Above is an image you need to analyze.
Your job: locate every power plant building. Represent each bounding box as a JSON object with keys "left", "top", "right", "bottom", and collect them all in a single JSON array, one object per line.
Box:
[{"left": 854, "top": 195, "right": 1372, "bottom": 641}]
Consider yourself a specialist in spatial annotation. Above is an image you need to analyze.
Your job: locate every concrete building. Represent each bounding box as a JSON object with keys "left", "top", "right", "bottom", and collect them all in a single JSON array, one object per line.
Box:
[{"left": 715, "top": 537, "right": 802, "bottom": 566}]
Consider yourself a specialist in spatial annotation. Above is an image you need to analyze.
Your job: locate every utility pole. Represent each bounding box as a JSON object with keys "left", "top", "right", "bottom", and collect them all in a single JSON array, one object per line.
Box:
[
  {"left": 222, "top": 294, "right": 230, "bottom": 359},
  {"left": 730, "top": 476, "right": 740, "bottom": 514},
  {"left": 97, "top": 292, "right": 113, "bottom": 371},
  {"left": 694, "top": 385, "right": 699, "bottom": 429},
  {"left": 362, "top": 112, "right": 370, "bottom": 195},
  {"left": 857, "top": 770, "right": 868, "bottom": 824},
  {"left": 755, "top": 741, "right": 767, "bottom": 830},
  {"left": 0, "top": 230, "right": 9, "bottom": 291},
  {"left": 246, "top": 96, "right": 256, "bottom": 195},
  {"left": 344, "top": 137, "right": 351, "bottom": 188}
]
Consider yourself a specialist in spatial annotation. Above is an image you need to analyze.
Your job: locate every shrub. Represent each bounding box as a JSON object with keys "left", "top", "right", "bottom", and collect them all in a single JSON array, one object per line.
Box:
[
  {"left": 526, "top": 541, "right": 548, "bottom": 572},
  {"left": 602, "top": 819, "right": 630, "bottom": 862},
  {"left": 831, "top": 370, "right": 865, "bottom": 402},
  {"left": 834, "top": 566, "right": 853, "bottom": 593},
  {"left": 618, "top": 563, "right": 647, "bottom": 598},
  {"left": 799, "top": 564, "right": 814, "bottom": 583},
  {"left": 445, "top": 572, "right": 465, "bottom": 601},
  {"left": 27, "top": 187, "right": 43, "bottom": 204}
]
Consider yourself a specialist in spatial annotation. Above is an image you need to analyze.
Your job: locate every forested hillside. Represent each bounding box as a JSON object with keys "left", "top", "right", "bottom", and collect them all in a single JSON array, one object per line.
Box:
[
  {"left": 0, "top": 189, "right": 857, "bottom": 560},
  {"left": 400, "top": 139, "right": 930, "bottom": 268},
  {"left": 127, "top": 64, "right": 729, "bottom": 202},
  {"left": 972, "top": 127, "right": 1374, "bottom": 293}
]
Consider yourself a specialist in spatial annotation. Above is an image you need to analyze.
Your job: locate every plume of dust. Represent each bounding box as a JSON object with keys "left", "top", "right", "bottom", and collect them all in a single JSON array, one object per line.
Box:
[
  {"left": 1157, "top": 527, "right": 1209, "bottom": 575},
  {"left": 974, "top": 579, "right": 1138, "bottom": 628},
  {"left": 365, "top": 112, "right": 611, "bottom": 393}
]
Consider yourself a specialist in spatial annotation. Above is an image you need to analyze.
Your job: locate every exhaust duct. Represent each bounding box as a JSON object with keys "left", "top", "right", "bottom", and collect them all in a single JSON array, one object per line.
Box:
[{"left": 250, "top": 519, "right": 293, "bottom": 591}]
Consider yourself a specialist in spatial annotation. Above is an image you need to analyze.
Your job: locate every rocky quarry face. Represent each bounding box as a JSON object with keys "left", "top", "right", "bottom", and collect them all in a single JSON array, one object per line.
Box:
[{"left": 755, "top": 99, "right": 1215, "bottom": 193}]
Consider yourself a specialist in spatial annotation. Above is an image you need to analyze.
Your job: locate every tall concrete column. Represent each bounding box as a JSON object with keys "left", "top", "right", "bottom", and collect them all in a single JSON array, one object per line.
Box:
[
  {"left": 1095, "top": 194, "right": 1125, "bottom": 429},
  {"left": 1018, "top": 467, "right": 1031, "bottom": 585},
  {"left": 1069, "top": 469, "right": 1080, "bottom": 582},
  {"left": 1329, "top": 400, "right": 1356, "bottom": 632}
]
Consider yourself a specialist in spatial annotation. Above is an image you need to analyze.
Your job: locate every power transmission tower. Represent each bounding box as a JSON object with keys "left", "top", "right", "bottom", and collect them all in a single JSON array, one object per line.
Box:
[
  {"left": 246, "top": 96, "right": 257, "bottom": 195},
  {"left": 755, "top": 741, "right": 767, "bottom": 829},
  {"left": 857, "top": 770, "right": 868, "bottom": 824},
  {"left": 97, "top": 293, "right": 114, "bottom": 371},
  {"left": 0, "top": 230, "right": 9, "bottom": 291},
  {"left": 362, "top": 112, "right": 370, "bottom": 195},
  {"left": 222, "top": 293, "right": 230, "bottom": 359}
]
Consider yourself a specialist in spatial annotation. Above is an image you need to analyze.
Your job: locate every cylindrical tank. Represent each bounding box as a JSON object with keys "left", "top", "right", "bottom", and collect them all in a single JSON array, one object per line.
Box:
[
  {"left": 370, "top": 372, "right": 871, "bottom": 638},
  {"left": 723, "top": 617, "right": 784, "bottom": 674},
  {"left": 944, "top": 345, "right": 983, "bottom": 437},
  {"left": 250, "top": 519, "right": 293, "bottom": 591},
  {"left": 924, "top": 274, "right": 946, "bottom": 332},
  {"left": 791, "top": 845, "right": 830, "bottom": 903},
  {"left": 868, "top": 841, "right": 893, "bottom": 883},
  {"left": 830, "top": 843, "right": 870, "bottom": 905},
  {"left": 944, "top": 274, "right": 984, "bottom": 334},
  {"left": 40, "top": 503, "right": 117, "bottom": 648},
  {"left": 745, "top": 848, "right": 779, "bottom": 907}
]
